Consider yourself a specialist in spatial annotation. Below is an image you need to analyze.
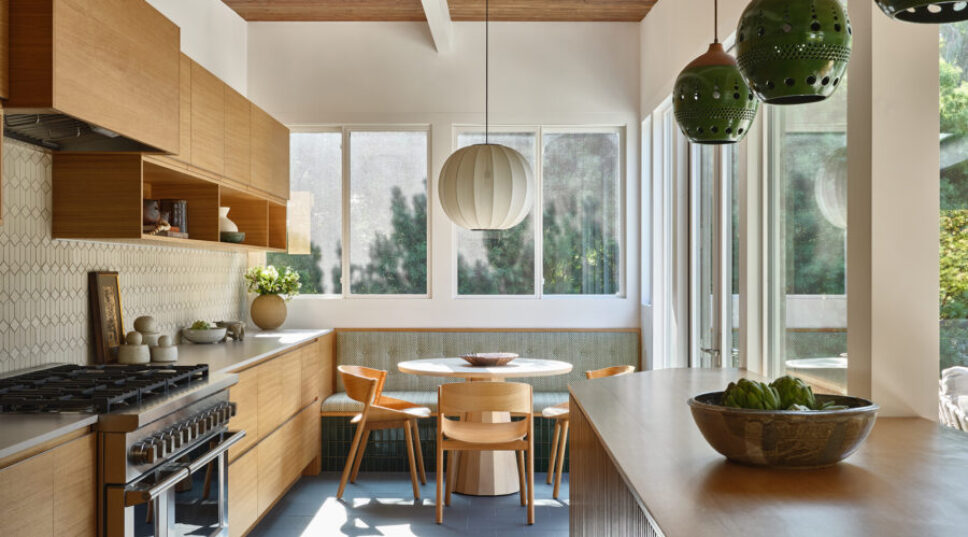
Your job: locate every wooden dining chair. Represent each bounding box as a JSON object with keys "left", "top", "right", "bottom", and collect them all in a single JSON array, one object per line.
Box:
[
  {"left": 543, "top": 364, "right": 636, "bottom": 498},
  {"left": 436, "top": 382, "right": 535, "bottom": 525},
  {"left": 337, "top": 365, "right": 431, "bottom": 500}
]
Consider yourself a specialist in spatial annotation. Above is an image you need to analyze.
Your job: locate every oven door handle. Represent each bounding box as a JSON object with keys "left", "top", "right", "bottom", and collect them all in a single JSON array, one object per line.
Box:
[{"left": 124, "top": 430, "right": 246, "bottom": 507}]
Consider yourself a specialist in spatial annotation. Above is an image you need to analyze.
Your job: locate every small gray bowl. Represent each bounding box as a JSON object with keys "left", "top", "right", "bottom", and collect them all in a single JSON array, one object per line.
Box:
[
  {"left": 181, "top": 327, "right": 227, "bottom": 344},
  {"left": 688, "top": 392, "right": 879, "bottom": 469}
]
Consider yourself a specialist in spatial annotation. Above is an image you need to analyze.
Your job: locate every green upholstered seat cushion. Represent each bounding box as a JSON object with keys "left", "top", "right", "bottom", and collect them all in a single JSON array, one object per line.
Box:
[
  {"left": 320, "top": 390, "right": 570, "bottom": 414},
  {"left": 336, "top": 330, "right": 639, "bottom": 393}
]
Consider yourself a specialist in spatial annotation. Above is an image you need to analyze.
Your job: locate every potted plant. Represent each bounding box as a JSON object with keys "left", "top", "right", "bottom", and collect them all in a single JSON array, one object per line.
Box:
[{"left": 244, "top": 265, "right": 301, "bottom": 330}]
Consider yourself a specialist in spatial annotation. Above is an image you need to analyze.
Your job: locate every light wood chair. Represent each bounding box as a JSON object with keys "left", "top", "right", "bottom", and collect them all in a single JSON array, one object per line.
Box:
[
  {"left": 436, "top": 382, "right": 535, "bottom": 525},
  {"left": 337, "top": 365, "right": 430, "bottom": 500},
  {"left": 543, "top": 364, "right": 636, "bottom": 498}
]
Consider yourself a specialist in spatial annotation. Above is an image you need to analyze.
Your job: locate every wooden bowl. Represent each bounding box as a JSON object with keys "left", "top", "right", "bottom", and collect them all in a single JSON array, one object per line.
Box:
[
  {"left": 460, "top": 352, "right": 519, "bottom": 367},
  {"left": 687, "top": 392, "right": 879, "bottom": 468}
]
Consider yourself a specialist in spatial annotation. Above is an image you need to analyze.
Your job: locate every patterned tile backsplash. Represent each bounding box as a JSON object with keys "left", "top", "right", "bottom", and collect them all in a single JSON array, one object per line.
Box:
[{"left": 0, "top": 139, "right": 247, "bottom": 373}]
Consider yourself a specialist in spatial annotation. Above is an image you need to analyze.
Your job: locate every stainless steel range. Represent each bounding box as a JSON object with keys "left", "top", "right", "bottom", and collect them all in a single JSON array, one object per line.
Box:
[{"left": 0, "top": 364, "right": 244, "bottom": 537}]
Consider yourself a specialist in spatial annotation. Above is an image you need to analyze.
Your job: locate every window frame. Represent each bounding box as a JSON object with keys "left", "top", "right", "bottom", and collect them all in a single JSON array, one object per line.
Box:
[
  {"left": 451, "top": 124, "right": 628, "bottom": 300},
  {"left": 287, "top": 124, "right": 433, "bottom": 299}
]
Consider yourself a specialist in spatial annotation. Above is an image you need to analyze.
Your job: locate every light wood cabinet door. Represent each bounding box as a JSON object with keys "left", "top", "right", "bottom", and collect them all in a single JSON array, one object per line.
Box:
[
  {"left": 190, "top": 61, "right": 225, "bottom": 175},
  {"left": 256, "top": 418, "right": 286, "bottom": 515},
  {"left": 224, "top": 85, "right": 251, "bottom": 185},
  {"left": 0, "top": 432, "right": 96, "bottom": 537},
  {"left": 300, "top": 343, "right": 322, "bottom": 409},
  {"left": 171, "top": 53, "right": 192, "bottom": 163},
  {"left": 257, "top": 356, "right": 284, "bottom": 436},
  {"left": 228, "top": 447, "right": 259, "bottom": 537},
  {"left": 0, "top": 0, "right": 8, "bottom": 100},
  {"left": 250, "top": 104, "right": 290, "bottom": 200},
  {"left": 280, "top": 349, "right": 302, "bottom": 422},
  {"left": 229, "top": 367, "right": 259, "bottom": 461}
]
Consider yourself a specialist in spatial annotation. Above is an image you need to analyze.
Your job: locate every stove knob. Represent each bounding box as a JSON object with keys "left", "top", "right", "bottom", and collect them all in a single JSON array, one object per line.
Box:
[
  {"left": 218, "top": 405, "right": 231, "bottom": 424},
  {"left": 162, "top": 432, "right": 177, "bottom": 453},
  {"left": 129, "top": 441, "right": 157, "bottom": 465},
  {"left": 178, "top": 424, "right": 193, "bottom": 444}
]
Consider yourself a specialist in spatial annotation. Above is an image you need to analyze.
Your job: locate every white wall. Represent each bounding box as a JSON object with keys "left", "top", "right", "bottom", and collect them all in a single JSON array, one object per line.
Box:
[
  {"left": 247, "top": 22, "right": 641, "bottom": 328},
  {"left": 146, "top": 0, "right": 248, "bottom": 95}
]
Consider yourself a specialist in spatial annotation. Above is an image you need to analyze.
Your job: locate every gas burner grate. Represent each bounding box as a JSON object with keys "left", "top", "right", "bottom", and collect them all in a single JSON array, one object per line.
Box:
[{"left": 0, "top": 364, "right": 209, "bottom": 413}]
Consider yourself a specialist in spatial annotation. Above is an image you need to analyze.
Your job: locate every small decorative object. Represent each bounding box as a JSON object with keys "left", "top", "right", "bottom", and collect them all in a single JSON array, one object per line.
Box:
[
  {"left": 245, "top": 266, "right": 301, "bottom": 330},
  {"left": 217, "top": 321, "right": 246, "bottom": 341},
  {"left": 674, "top": 0, "right": 758, "bottom": 144},
  {"left": 89, "top": 271, "right": 124, "bottom": 363},
  {"left": 437, "top": 0, "right": 534, "bottom": 231},
  {"left": 875, "top": 0, "right": 968, "bottom": 23},
  {"left": 688, "top": 375, "right": 879, "bottom": 468},
  {"left": 118, "top": 330, "right": 150, "bottom": 364},
  {"left": 150, "top": 335, "right": 178, "bottom": 363},
  {"left": 182, "top": 320, "right": 228, "bottom": 344},
  {"left": 220, "top": 231, "right": 246, "bottom": 243},
  {"left": 160, "top": 199, "right": 188, "bottom": 234},
  {"left": 134, "top": 315, "right": 161, "bottom": 346},
  {"left": 143, "top": 199, "right": 162, "bottom": 225},
  {"left": 736, "top": 0, "right": 852, "bottom": 104},
  {"left": 219, "top": 207, "right": 238, "bottom": 232},
  {"left": 460, "top": 352, "right": 518, "bottom": 367}
]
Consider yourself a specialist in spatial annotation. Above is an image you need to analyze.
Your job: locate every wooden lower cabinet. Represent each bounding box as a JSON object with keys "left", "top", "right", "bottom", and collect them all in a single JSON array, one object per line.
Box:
[
  {"left": 0, "top": 432, "right": 96, "bottom": 537},
  {"left": 229, "top": 366, "right": 260, "bottom": 461},
  {"left": 228, "top": 447, "right": 259, "bottom": 537}
]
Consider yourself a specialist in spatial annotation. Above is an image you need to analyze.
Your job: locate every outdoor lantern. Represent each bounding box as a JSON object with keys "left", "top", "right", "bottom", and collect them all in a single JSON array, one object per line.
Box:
[
  {"left": 674, "top": 43, "right": 759, "bottom": 144},
  {"left": 875, "top": 0, "right": 968, "bottom": 23},
  {"left": 736, "top": 0, "right": 852, "bottom": 105},
  {"left": 438, "top": 0, "right": 535, "bottom": 230},
  {"left": 439, "top": 144, "right": 534, "bottom": 230}
]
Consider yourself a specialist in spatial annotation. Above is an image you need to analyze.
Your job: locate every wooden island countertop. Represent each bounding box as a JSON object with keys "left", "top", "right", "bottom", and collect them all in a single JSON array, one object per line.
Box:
[{"left": 568, "top": 368, "right": 968, "bottom": 537}]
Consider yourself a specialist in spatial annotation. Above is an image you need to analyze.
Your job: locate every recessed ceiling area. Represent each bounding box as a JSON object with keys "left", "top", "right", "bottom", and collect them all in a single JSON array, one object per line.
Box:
[{"left": 221, "top": 0, "right": 659, "bottom": 22}]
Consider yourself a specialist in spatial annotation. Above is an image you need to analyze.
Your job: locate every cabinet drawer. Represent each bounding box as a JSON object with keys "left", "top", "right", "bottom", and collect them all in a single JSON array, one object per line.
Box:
[
  {"left": 229, "top": 367, "right": 259, "bottom": 461},
  {"left": 228, "top": 447, "right": 258, "bottom": 537}
]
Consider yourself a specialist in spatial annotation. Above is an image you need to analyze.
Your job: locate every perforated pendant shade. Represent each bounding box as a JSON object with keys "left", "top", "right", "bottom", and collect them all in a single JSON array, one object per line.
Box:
[
  {"left": 674, "top": 43, "right": 759, "bottom": 144},
  {"left": 438, "top": 143, "right": 534, "bottom": 230},
  {"left": 875, "top": 0, "right": 968, "bottom": 22},
  {"left": 736, "top": 0, "right": 852, "bottom": 105}
]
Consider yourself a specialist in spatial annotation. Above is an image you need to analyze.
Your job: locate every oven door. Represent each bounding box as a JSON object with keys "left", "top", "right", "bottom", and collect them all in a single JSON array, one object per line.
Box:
[{"left": 107, "top": 430, "right": 245, "bottom": 537}]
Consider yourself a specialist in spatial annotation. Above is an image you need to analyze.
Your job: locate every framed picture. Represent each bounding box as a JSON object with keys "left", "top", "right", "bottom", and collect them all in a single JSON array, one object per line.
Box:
[{"left": 89, "top": 271, "right": 124, "bottom": 363}]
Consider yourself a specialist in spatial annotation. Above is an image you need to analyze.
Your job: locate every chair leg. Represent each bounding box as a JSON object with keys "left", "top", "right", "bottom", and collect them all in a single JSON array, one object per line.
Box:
[
  {"left": 350, "top": 429, "right": 371, "bottom": 483},
  {"left": 527, "top": 444, "right": 535, "bottom": 525},
  {"left": 436, "top": 440, "right": 444, "bottom": 524},
  {"left": 404, "top": 421, "right": 421, "bottom": 500},
  {"left": 516, "top": 450, "right": 527, "bottom": 506},
  {"left": 547, "top": 420, "right": 561, "bottom": 484},
  {"left": 553, "top": 419, "right": 569, "bottom": 500},
  {"left": 411, "top": 419, "right": 427, "bottom": 485},
  {"left": 445, "top": 450, "right": 457, "bottom": 506},
  {"left": 338, "top": 421, "right": 367, "bottom": 499}
]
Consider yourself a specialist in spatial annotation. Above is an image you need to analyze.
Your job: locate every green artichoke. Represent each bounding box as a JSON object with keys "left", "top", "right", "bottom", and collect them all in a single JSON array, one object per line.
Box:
[
  {"left": 722, "top": 378, "right": 781, "bottom": 410},
  {"left": 770, "top": 375, "right": 818, "bottom": 410}
]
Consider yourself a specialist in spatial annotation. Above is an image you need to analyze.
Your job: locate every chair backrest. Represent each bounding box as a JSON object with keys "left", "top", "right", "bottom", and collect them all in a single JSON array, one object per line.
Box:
[
  {"left": 338, "top": 365, "right": 387, "bottom": 405},
  {"left": 438, "top": 382, "right": 533, "bottom": 416},
  {"left": 585, "top": 365, "right": 636, "bottom": 380}
]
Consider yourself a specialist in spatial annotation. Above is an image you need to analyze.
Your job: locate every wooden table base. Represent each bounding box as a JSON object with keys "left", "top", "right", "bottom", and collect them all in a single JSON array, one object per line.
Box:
[{"left": 454, "top": 410, "right": 520, "bottom": 496}]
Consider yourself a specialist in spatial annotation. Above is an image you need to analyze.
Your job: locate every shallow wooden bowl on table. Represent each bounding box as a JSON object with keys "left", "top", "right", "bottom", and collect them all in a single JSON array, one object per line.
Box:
[{"left": 460, "top": 352, "right": 518, "bottom": 367}]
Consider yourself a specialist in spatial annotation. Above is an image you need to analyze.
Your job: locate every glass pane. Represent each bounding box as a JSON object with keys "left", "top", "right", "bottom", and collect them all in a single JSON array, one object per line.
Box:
[
  {"left": 941, "top": 23, "right": 968, "bottom": 376},
  {"left": 694, "top": 144, "right": 718, "bottom": 368},
  {"left": 348, "top": 131, "right": 428, "bottom": 295},
  {"left": 455, "top": 131, "right": 537, "bottom": 295},
  {"left": 542, "top": 131, "right": 622, "bottom": 295},
  {"left": 267, "top": 132, "right": 342, "bottom": 295},
  {"left": 769, "top": 84, "right": 848, "bottom": 394},
  {"left": 729, "top": 144, "right": 740, "bottom": 367}
]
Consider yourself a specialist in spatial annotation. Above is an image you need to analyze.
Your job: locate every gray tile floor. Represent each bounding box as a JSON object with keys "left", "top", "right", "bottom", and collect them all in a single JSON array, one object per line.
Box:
[{"left": 248, "top": 472, "right": 570, "bottom": 537}]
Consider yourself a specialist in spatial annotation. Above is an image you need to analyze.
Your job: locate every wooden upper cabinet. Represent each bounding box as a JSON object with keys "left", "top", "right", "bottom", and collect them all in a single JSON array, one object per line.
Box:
[
  {"left": 7, "top": 0, "right": 180, "bottom": 153},
  {"left": 171, "top": 54, "right": 192, "bottom": 163},
  {"left": 250, "top": 104, "right": 291, "bottom": 200},
  {"left": 0, "top": 0, "right": 9, "bottom": 99},
  {"left": 224, "top": 85, "right": 251, "bottom": 185},
  {"left": 190, "top": 61, "right": 225, "bottom": 175}
]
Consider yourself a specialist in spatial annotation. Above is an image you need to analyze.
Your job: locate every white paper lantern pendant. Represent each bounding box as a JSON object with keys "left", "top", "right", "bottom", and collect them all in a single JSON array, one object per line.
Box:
[{"left": 438, "top": 0, "right": 535, "bottom": 230}]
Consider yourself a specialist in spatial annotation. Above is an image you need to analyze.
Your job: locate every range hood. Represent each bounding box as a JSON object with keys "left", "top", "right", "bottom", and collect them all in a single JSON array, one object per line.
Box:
[
  {"left": 7, "top": 0, "right": 181, "bottom": 153},
  {"left": 4, "top": 114, "right": 159, "bottom": 152}
]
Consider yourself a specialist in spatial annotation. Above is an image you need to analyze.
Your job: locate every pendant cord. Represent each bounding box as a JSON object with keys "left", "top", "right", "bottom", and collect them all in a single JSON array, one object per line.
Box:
[
  {"left": 713, "top": 0, "right": 718, "bottom": 43},
  {"left": 485, "top": 0, "right": 489, "bottom": 144}
]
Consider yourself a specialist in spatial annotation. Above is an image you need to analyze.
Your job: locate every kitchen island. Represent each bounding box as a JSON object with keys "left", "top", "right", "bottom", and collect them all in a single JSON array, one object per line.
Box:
[{"left": 568, "top": 368, "right": 968, "bottom": 537}]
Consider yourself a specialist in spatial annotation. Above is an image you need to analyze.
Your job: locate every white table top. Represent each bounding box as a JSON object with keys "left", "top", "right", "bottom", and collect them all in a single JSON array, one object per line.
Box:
[{"left": 397, "top": 357, "right": 573, "bottom": 380}]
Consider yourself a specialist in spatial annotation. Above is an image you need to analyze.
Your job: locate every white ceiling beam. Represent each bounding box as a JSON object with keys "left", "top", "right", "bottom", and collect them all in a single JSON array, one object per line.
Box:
[{"left": 420, "top": 0, "right": 454, "bottom": 54}]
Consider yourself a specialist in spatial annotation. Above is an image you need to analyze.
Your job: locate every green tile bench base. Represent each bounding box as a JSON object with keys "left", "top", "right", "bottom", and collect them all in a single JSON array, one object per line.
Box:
[{"left": 320, "top": 416, "right": 568, "bottom": 475}]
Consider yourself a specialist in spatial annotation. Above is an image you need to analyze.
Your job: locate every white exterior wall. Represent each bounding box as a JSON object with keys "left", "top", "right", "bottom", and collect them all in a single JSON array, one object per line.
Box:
[{"left": 247, "top": 22, "right": 642, "bottom": 329}]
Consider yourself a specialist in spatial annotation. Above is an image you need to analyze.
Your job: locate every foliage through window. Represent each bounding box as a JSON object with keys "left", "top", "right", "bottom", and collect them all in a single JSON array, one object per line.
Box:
[{"left": 268, "top": 129, "right": 429, "bottom": 296}]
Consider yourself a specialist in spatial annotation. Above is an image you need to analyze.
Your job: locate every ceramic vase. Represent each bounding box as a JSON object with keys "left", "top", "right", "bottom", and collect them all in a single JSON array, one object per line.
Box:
[
  {"left": 251, "top": 294, "right": 286, "bottom": 330},
  {"left": 219, "top": 207, "right": 239, "bottom": 232}
]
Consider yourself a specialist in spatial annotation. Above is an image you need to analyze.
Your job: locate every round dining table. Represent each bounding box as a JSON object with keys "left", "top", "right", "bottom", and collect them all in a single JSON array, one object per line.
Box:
[{"left": 397, "top": 357, "right": 573, "bottom": 496}]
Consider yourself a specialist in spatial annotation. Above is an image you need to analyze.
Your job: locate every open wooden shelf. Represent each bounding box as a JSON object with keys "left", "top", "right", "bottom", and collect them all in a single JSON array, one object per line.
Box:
[{"left": 52, "top": 152, "right": 287, "bottom": 253}]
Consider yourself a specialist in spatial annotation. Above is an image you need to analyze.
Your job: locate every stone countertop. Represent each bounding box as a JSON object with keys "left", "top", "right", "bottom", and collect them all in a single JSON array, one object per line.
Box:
[
  {"left": 173, "top": 329, "right": 332, "bottom": 373},
  {"left": 0, "top": 329, "right": 333, "bottom": 463}
]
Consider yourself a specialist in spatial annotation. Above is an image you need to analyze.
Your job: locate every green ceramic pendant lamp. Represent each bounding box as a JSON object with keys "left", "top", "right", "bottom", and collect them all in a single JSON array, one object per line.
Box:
[
  {"left": 673, "top": 0, "right": 759, "bottom": 144},
  {"left": 876, "top": 0, "right": 968, "bottom": 22},
  {"left": 736, "top": 0, "right": 852, "bottom": 104}
]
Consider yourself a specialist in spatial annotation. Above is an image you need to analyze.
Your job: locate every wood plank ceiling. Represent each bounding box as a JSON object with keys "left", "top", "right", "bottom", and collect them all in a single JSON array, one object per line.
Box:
[{"left": 221, "top": 0, "right": 659, "bottom": 22}]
